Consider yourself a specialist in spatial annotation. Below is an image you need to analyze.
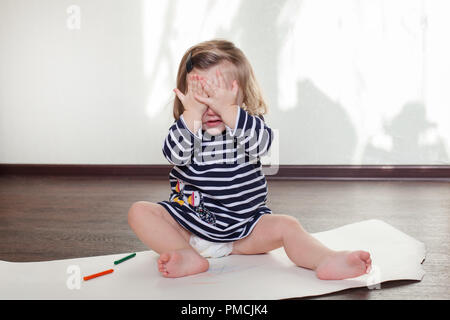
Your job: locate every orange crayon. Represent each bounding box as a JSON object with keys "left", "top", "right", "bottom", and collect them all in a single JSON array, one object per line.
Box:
[{"left": 83, "top": 269, "right": 114, "bottom": 281}]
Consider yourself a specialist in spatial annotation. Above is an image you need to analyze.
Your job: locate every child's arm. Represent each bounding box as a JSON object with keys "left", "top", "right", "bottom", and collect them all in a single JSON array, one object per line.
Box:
[
  {"left": 162, "top": 116, "right": 199, "bottom": 166},
  {"left": 174, "top": 74, "right": 208, "bottom": 135},
  {"left": 163, "top": 75, "right": 207, "bottom": 166},
  {"left": 229, "top": 106, "right": 274, "bottom": 159}
]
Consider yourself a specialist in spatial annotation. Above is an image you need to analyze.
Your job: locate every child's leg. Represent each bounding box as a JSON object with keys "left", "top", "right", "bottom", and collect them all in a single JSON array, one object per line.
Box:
[
  {"left": 128, "top": 201, "right": 209, "bottom": 278},
  {"left": 232, "top": 214, "right": 371, "bottom": 280}
]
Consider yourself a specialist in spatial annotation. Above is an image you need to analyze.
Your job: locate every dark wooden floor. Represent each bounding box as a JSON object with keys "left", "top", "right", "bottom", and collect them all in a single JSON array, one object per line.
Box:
[{"left": 0, "top": 175, "right": 448, "bottom": 300}]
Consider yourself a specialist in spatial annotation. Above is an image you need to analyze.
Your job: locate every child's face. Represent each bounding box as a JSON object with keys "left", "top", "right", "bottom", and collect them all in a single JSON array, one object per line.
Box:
[{"left": 192, "top": 61, "right": 242, "bottom": 136}]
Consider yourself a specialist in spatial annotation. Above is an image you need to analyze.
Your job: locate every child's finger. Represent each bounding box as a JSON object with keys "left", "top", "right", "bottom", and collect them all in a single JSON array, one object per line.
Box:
[
  {"left": 216, "top": 69, "right": 225, "bottom": 89},
  {"left": 190, "top": 75, "right": 197, "bottom": 94},
  {"left": 221, "top": 72, "right": 232, "bottom": 90},
  {"left": 186, "top": 74, "right": 195, "bottom": 94},
  {"left": 197, "top": 75, "right": 208, "bottom": 95},
  {"left": 194, "top": 93, "right": 211, "bottom": 106},
  {"left": 231, "top": 80, "right": 239, "bottom": 96},
  {"left": 201, "top": 82, "right": 208, "bottom": 97},
  {"left": 195, "top": 75, "right": 202, "bottom": 95},
  {"left": 200, "top": 79, "right": 214, "bottom": 97},
  {"left": 213, "top": 74, "right": 220, "bottom": 88},
  {"left": 173, "top": 88, "right": 185, "bottom": 102},
  {"left": 196, "top": 76, "right": 207, "bottom": 97}
]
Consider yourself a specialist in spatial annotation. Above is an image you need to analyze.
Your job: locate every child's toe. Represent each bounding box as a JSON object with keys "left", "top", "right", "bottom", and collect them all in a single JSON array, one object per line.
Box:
[
  {"left": 359, "top": 250, "right": 370, "bottom": 261},
  {"left": 159, "top": 252, "right": 171, "bottom": 263}
]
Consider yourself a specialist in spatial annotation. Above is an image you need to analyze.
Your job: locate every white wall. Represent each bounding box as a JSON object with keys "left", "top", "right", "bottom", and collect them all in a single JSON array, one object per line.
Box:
[{"left": 1, "top": 0, "right": 449, "bottom": 165}]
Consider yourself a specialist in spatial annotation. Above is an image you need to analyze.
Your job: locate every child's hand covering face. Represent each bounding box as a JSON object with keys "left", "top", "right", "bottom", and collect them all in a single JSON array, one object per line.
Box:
[
  {"left": 194, "top": 68, "right": 239, "bottom": 118},
  {"left": 173, "top": 74, "right": 208, "bottom": 116},
  {"left": 174, "top": 61, "right": 241, "bottom": 136}
]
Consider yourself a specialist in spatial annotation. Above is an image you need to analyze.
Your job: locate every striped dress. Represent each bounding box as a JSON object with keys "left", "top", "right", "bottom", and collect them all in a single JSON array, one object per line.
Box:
[{"left": 158, "top": 105, "right": 274, "bottom": 243}]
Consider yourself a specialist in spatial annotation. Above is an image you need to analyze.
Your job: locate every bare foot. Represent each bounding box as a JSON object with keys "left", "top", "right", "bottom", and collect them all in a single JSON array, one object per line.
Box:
[
  {"left": 157, "top": 248, "right": 209, "bottom": 278},
  {"left": 315, "top": 250, "right": 372, "bottom": 280}
]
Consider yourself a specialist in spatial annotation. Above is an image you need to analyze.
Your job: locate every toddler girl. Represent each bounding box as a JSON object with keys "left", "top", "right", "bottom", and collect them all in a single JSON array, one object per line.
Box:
[{"left": 128, "top": 39, "right": 372, "bottom": 280}]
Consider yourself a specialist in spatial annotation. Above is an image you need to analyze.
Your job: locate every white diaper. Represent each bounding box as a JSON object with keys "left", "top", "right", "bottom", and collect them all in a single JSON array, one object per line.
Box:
[{"left": 189, "top": 235, "right": 233, "bottom": 258}]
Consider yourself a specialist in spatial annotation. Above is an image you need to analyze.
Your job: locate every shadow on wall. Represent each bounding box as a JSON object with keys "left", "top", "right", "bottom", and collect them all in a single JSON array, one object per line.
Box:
[
  {"left": 270, "top": 79, "right": 358, "bottom": 165},
  {"left": 362, "top": 101, "right": 449, "bottom": 164},
  {"left": 215, "top": 0, "right": 295, "bottom": 112},
  {"left": 140, "top": 0, "right": 360, "bottom": 166},
  {"left": 143, "top": 0, "right": 449, "bottom": 165},
  {"left": 143, "top": 0, "right": 179, "bottom": 120}
]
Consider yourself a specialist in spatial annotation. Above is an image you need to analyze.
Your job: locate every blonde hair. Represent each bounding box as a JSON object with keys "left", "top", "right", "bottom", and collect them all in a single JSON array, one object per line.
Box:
[{"left": 173, "top": 39, "right": 268, "bottom": 120}]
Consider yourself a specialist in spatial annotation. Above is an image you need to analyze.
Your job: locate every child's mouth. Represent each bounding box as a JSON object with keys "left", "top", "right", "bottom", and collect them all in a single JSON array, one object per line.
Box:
[{"left": 206, "top": 120, "right": 222, "bottom": 127}]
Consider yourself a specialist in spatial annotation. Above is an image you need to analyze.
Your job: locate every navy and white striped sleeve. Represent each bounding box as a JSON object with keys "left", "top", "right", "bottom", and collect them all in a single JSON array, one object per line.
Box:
[
  {"left": 162, "top": 116, "right": 202, "bottom": 166},
  {"left": 228, "top": 106, "right": 274, "bottom": 158}
]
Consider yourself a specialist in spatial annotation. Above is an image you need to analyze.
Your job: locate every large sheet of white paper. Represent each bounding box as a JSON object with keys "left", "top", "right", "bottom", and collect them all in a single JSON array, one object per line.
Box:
[{"left": 0, "top": 219, "right": 426, "bottom": 299}]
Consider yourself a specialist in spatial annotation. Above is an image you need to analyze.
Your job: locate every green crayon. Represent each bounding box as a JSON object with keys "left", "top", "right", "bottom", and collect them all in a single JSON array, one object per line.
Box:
[{"left": 114, "top": 253, "right": 136, "bottom": 265}]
